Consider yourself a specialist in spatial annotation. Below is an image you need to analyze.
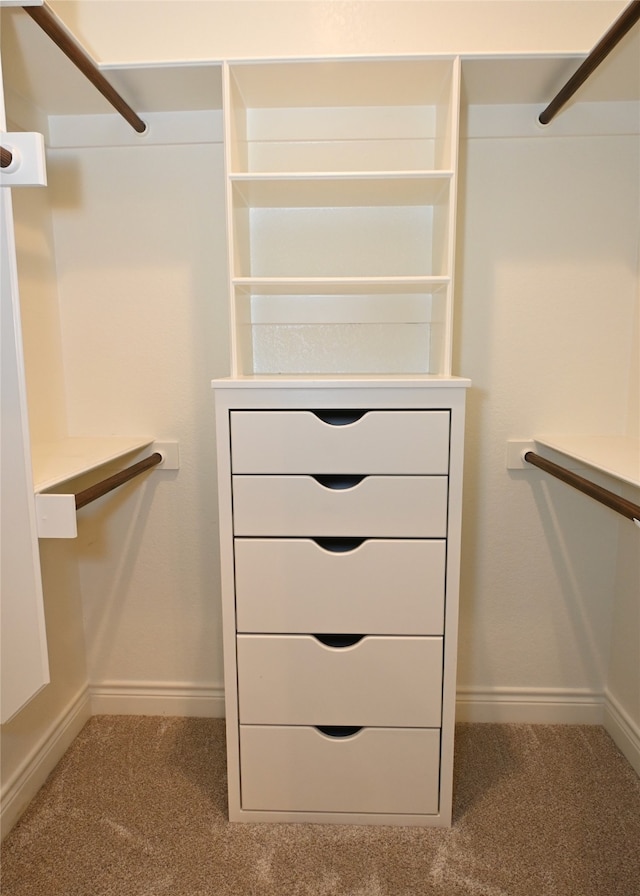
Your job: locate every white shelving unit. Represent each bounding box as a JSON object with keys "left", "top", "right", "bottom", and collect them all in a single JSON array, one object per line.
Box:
[
  {"left": 222, "top": 57, "right": 460, "bottom": 378},
  {"left": 215, "top": 56, "right": 469, "bottom": 827}
]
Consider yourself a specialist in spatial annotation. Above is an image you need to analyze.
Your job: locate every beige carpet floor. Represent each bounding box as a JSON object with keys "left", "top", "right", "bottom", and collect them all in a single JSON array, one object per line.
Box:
[{"left": 2, "top": 718, "right": 639, "bottom": 896}]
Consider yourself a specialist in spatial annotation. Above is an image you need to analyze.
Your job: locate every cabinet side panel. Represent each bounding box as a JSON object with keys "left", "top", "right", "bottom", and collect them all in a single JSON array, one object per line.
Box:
[
  {"left": 439, "top": 390, "right": 467, "bottom": 821},
  {"left": 213, "top": 393, "right": 241, "bottom": 817}
]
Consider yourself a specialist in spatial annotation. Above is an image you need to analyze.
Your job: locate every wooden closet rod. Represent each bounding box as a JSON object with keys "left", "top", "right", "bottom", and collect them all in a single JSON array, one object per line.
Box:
[
  {"left": 22, "top": 2, "right": 147, "bottom": 134},
  {"left": 539, "top": 0, "right": 640, "bottom": 125},
  {"left": 75, "top": 452, "right": 162, "bottom": 510},
  {"left": 1, "top": 146, "right": 13, "bottom": 168},
  {"left": 524, "top": 451, "right": 640, "bottom": 523}
]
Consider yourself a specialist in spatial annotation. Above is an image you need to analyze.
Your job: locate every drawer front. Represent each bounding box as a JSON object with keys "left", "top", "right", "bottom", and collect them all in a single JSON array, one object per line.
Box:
[
  {"left": 237, "top": 635, "right": 443, "bottom": 727},
  {"left": 240, "top": 725, "right": 441, "bottom": 815},
  {"left": 232, "top": 475, "right": 448, "bottom": 537},
  {"left": 230, "top": 410, "right": 450, "bottom": 475},
  {"left": 235, "top": 538, "right": 446, "bottom": 634}
]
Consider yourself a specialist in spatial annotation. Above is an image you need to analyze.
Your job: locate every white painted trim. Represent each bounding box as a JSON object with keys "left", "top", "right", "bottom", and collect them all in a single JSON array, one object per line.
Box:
[
  {"left": 89, "top": 681, "right": 225, "bottom": 718},
  {"left": 456, "top": 686, "right": 604, "bottom": 724},
  {"left": 0, "top": 685, "right": 91, "bottom": 839},
  {"left": 463, "top": 101, "right": 640, "bottom": 140},
  {"left": 603, "top": 689, "right": 640, "bottom": 777},
  {"left": 47, "top": 110, "right": 223, "bottom": 149},
  {"left": 90, "top": 682, "right": 611, "bottom": 725}
]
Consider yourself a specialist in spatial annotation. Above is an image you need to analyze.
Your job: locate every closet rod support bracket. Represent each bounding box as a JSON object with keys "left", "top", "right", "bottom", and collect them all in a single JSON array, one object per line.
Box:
[
  {"left": 35, "top": 494, "right": 78, "bottom": 539},
  {"left": 0, "top": 132, "right": 47, "bottom": 187},
  {"left": 506, "top": 440, "right": 536, "bottom": 470},
  {"left": 152, "top": 440, "right": 179, "bottom": 470},
  {"left": 35, "top": 440, "right": 179, "bottom": 538}
]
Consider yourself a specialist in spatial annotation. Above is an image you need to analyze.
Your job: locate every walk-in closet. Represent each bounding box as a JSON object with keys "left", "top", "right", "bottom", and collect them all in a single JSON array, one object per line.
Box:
[{"left": 1, "top": 0, "right": 638, "bottom": 852}]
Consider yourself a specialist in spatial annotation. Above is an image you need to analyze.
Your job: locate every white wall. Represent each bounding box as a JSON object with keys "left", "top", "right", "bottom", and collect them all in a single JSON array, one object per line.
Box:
[
  {"left": 455, "top": 120, "right": 639, "bottom": 719},
  {"left": 10, "top": 188, "right": 67, "bottom": 442},
  {"left": 47, "top": 133, "right": 230, "bottom": 709}
]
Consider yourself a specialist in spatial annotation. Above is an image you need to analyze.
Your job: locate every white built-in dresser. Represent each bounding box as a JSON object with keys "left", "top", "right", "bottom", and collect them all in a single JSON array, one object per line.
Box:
[{"left": 213, "top": 56, "right": 470, "bottom": 826}]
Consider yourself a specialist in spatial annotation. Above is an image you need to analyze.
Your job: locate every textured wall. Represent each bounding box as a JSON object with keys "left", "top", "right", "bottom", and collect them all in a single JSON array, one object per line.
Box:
[
  {"left": 46, "top": 138, "right": 229, "bottom": 699},
  {"left": 455, "top": 129, "right": 638, "bottom": 710}
]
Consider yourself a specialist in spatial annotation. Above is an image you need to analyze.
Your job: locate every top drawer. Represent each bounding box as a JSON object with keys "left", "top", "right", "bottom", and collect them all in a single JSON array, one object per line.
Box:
[{"left": 230, "top": 410, "right": 450, "bottom": 474}]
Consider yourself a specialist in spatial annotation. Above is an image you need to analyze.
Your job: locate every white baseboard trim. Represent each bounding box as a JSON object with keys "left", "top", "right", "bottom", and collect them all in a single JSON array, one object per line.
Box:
[
  {"left": 91, "top": 682, "right": 608, "bottom": 725},
  {"left": 603, "top": 690, "right": 640, "bottom": 777},
  {"left": 456, "top": 686, "right": 605, "bottom": 725},
  {"left": 1, "top": 685, "right": 91, "bottom": 839},
  {"left": 89, "top": 680, "right": 226, "bottom": 718}
]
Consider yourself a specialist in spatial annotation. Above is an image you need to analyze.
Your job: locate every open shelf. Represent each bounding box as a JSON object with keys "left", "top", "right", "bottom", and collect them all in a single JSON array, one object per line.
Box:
[
  {"left": 32, "top": 436, "right": 154, "bottom": 493},
  {"left": 232, "top": 202, "right": 451, "bottom": 279},
  {"left": 226, "top": 58, "right": 457, "bottom": 175},
  {"left": 534, "top": 435, "right": 640, "bottom": 489},
  {"left": 223, "top": 57, "right": 460, "bottom": 377},
  {"left": 233, "top": 280, "right": 449, "bottom": 376}
]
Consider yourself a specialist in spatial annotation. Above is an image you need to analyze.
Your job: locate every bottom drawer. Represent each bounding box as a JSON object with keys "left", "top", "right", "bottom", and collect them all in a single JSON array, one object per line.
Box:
[{"left": 240, "top": 725, "right": 440, "bottom": 815}]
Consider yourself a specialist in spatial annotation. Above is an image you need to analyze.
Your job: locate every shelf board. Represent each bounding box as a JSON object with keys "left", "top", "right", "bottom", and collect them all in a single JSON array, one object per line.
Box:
[
  {"left": 233, "top": 277, "right": 450, "bottom": 296},
  {"left": 32, "top": 436, "right": 155, "bottom": 493},
  {"left": 534, "top": 435, "right": 640, "bottom": 489},
  {"left": 213, "top": 373, "right": 471, "bottom": 388},
  {"left": 230, "top": 173, "right": 452, "bottom": 207}
]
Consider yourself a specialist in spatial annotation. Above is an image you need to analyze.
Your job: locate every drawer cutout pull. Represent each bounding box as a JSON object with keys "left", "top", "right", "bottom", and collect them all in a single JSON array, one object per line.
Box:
[
  {"left": 312, "top": 410, "right": 367, "bottom": 426},
  {"left": 313, "top": 633, "right": 365, "bottom": 648},
  {"left": 316, "top": 725, "right": 363, "bottom": 739},
  {"left": 313, "top": 537, "right": 365, "bottom": 553},
  {"left": 313, "top": 474, "right": 365, "bottom": 490}
]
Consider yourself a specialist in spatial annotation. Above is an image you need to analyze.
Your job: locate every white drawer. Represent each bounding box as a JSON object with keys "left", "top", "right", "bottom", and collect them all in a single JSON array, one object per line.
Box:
[
  {"left": 240, "top": 725, "right": 441, "bottom": 815},
  {"left": 232, "top": 475, "right": 448, "bottom": 537},
  {"left": 235, "top": 538, "right": 446, "bottom": 634},
  {"left": 237, "top": 634, "right": 443, "bottom": 727},
  {"left": 230, "top": 410, "right": 450, "bottom": 474}
]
